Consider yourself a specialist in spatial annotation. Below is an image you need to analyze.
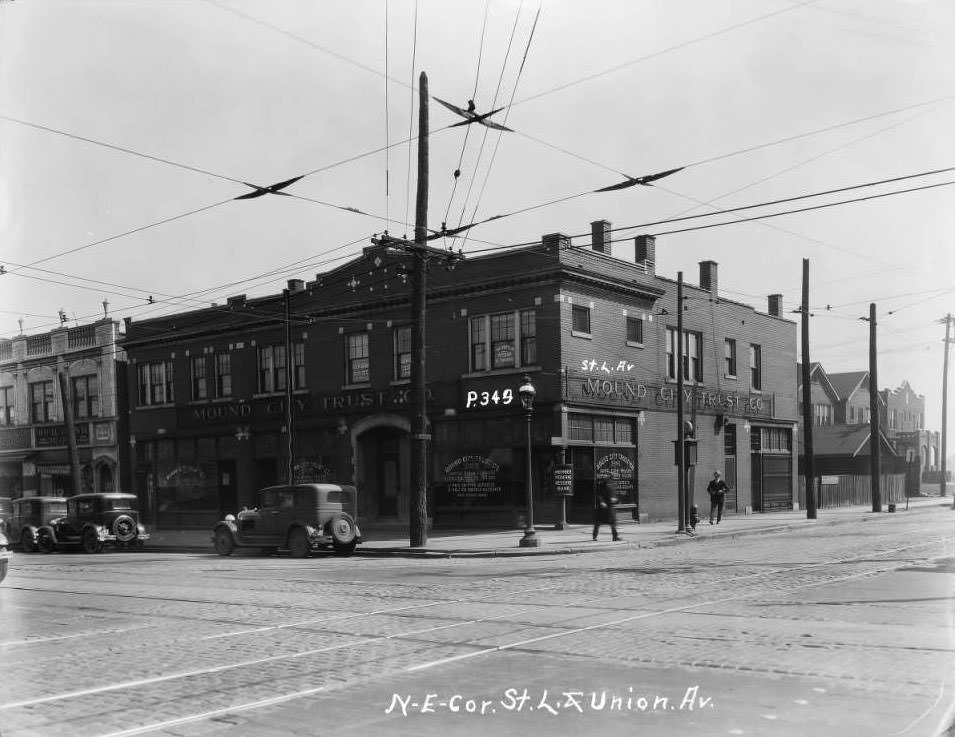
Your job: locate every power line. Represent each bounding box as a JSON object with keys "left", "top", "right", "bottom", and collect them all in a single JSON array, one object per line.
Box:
[
  {"left": 461, "top": 165, "right": 955, "bottom": 251},
  {"left": 649, "top": 179, "right": 955, "bottom": 237},
  {"left": 513, "top": 0, "right": 820, "bottom": 109}
]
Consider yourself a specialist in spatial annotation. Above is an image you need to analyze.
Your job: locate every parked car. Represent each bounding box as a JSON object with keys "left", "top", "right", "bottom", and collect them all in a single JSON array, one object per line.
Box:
[
  {"left": 0, "top": 528, "right": 10, "bottom": 583},
  {"left": 212, "top": 483, "right": 361, "bottom": 557},
  {"left": 36, "top": 493, "right": 150, "bottom": 554},
  {"left": 12, "top": 496, "right": 68, "bottom": 552}
]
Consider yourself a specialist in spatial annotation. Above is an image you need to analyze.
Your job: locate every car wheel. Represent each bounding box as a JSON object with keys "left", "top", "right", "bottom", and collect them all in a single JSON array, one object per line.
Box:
[
  {"left": 112, "top": 514, "right": 137, "bottom": 543},
  {"left": 213, "top": 528, "right": 235, "bottom": 557},
  {"left": 37, "top": 532, "right": 54, "bottom": 554},
  {"left": 287, "top": 528, "right": 309, "bottom": 558},
  {"left": 20, "top": 529, "right": 35, "bottom": 553},
  {"left": 82, "top": 528, "right": 103, "bottom": 554},
  {"left": 329, "top": 514, "right": 357, "bottom": 550}
]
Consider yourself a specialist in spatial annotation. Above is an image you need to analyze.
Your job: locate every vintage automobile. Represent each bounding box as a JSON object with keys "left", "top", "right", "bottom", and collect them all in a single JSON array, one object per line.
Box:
[
  {"left": 0, "top": 528, "right": 10, "bottom": 583},
  {"left": 11, "top": 496, "right": 68, "bottom": 552},
  {"left": 36, "top": 493, "right": 150, "bottom": 554},
  {"left": 212, "top": 483, "right": 361, "bottom": 557}
]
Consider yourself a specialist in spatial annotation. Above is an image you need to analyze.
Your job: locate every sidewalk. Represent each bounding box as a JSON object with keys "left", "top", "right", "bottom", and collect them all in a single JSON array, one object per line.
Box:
[{"left": 146, "top": 495, "right": 948, "bottom": 558}]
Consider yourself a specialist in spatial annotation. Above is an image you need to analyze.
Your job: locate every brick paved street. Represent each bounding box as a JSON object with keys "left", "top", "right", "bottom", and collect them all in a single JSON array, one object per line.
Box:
[{"left": 0, "top": 505, "right": 952, "bottom": 737}]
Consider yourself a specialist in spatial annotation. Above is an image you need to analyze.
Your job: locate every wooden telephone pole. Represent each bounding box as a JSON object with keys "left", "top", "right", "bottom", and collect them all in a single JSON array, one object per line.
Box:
[
  {"left": 942, "top": 313, "right": 952, "bottom": 500},
  {"left": 371, "top": 72, "right": 462, "bottom": 547},
  {"left": 800, "top": 259, "right": 817, "bottom": 519},
  {"left": 868, "top": 303, "right": 881, "bottom": 513},
  {"left": 58, "top": 369, "right": 83, "bottom": 494}
]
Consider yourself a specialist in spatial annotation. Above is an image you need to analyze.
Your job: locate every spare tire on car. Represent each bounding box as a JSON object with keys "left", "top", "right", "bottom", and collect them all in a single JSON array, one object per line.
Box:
[
  {"left": 112, "top": 514, "right": 137, "bottom": 543},
  {"left": 329, "top": 513, "right": 357, "bottom": 555}
]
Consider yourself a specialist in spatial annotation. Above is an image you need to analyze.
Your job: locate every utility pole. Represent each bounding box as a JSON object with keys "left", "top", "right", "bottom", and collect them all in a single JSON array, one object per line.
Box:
[
  {"left": 868, "top": 303, "right": 881, "bottom": 512},
  {"left": 370, "top": 72, "right": 462, "bottom": 547},
  {"left": 58, "top": 369, "right": 83, "bottom": 494},
  {"left": 942, "top": 313, "right": 952, "bottom": 499},
  {"left": 410, "top": 70, "right": 430, "bottom": 548},
  {"left": 676, "top": 271, "right": 686, "bottom": 533},
  {"left": 284, "top": 287, "right": 295, "bottom": 485},
  {"left": 801, "top": 258, "right": 817, "bottom": 519}
]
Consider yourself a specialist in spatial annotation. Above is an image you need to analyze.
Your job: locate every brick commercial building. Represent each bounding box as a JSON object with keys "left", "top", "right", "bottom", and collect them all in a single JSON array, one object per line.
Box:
[
  {"left": 121, "top": 224, "right": 798, "bottom": 529},
  {"left": 0, "top": 318, "right": 128, "bottom": 499}
]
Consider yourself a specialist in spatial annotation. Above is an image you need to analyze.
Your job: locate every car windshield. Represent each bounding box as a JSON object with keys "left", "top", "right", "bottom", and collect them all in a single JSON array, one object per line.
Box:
[{"left": 48, "top": 501, "right": 68, "bottom": 516}]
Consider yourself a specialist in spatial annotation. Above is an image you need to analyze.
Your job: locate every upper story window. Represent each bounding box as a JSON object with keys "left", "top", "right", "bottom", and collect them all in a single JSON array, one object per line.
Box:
[
  {"left": 257, "top": 344, "right": 286, "bottom": 394},
  {"left": 138, "top": 360, "right": 174, "bottom": 406},
  {"left": 520, "top": 310, "right": 537, "bottom": 365},
  {"left": 626, "top": 316, "right": 643, "bottom": 345},
  {"left": 257, "top": 342, "right": 306, "bottom": 393},
  {"left": 215, "top": 353, "right": 232, "bottom": 398},
  {"left": 750, "top": 344, "right": 762, "bottom": 391},
  {"left": 469, "top": 309, "right": 538, "bottom": 373},
  {"left": 724, "top": 338, "right": 737, "bottom": 377},
  {"left": 813, "top": 403, "right": 832, "bottom": 425},
  {"left": 394, "top": 326, "right": 412, "bottom": 381},
  {"left": 572, "top": 304, "right": 591, "bottom": 335},
  {"left": 292, "top": 342, "right": 306, "bottom": 390},
  {"left": 666, "top": 328, "right": 702, "bottom": 383},
  {"left": 1, "top": 385, "right": 15, "bottom": 426},
  {"left": 30, "top": 380, "right": 55, "bottom": 423},
  {"left": 346, "top": 332, "right": 370, "bottom": 384},
  {"left": 190, "top": 355, "right": 208, "bottom": 400},
  {"left": 72, "top": 374, "right": 100, "bottom": 419}
]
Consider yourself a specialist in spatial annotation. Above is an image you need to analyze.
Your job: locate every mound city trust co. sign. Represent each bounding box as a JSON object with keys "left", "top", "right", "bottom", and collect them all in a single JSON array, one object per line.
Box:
[{"left": 566, "top": 371, "right": 771, "bottom": 418}]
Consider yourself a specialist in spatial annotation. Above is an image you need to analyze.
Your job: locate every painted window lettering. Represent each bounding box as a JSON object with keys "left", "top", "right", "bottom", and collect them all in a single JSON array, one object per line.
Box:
[{"left": 465, "top": 388, "right": 514, "bottom": 409}]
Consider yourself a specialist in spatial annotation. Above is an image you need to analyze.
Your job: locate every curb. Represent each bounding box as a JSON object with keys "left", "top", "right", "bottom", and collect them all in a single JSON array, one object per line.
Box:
[{"left": 143, "top": 502, "right": 942, "bottom": 558}]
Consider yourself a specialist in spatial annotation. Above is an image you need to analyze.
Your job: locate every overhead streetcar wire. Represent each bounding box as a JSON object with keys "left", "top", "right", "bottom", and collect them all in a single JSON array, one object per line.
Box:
[
  {"left": 648, "top": 179, "right": 955, "bottom": 237},
  {"left": 458, "top": 3, "right": 542, "bottom": 250},
  {"left": 512, "top": 1, "right": 820, "bottom": 109},
  {"left": 404, "top": 0, "right": 419, "bottom": 231},
  {"left": 453, "top": 1, "right": 525, "bottom": 237},
  {"left": 443, "top": 0, "right": 491, "bottom": 228}
]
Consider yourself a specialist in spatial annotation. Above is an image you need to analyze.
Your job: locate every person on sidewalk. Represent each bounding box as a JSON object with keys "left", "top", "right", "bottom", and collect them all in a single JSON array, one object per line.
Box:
[
  {"left": 593, "top": 478, "right": 621, "bottom": 541},
  {"left": 707, "top": 471, "right": 728, "bottom": 524}
]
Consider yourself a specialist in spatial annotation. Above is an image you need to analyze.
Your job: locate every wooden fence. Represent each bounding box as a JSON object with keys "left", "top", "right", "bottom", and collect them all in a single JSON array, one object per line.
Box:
[{"left": 797, "top": 473, "right": 906, "bottom": 510}]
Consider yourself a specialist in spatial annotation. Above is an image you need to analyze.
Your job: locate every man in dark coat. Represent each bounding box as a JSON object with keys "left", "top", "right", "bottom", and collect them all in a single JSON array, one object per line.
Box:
[
  {"left": 707, "top": 471, "right": 728, "bottom": 524},
  {"left": 593, "top": 478, "right": 621, "bottom": 541}
]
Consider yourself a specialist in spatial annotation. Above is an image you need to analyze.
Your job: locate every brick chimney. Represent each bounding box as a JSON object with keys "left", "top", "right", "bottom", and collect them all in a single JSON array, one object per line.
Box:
[
  {"left": 699, "top": 260, "right": 718, "bottom": 297},
  {"left": 287, "top": 279, "right": 305, "bottom": 293},
  {"left": 634, "top": 235, "right": 655, "bottom": 275},
  {"left": 591, "top": 219, "right": 611, "bottom": 254},
  {"left": 768, "top": 294, "right": 783, "bottom": 317},
  {"left": 542, "top": 232, "right": 571, "bottom": 251}
]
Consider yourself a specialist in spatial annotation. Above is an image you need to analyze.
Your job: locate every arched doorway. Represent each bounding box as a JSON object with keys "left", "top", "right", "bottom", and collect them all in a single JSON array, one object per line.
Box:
[
  {"left": 99, "top": 463, "right": 114, "bottom": 492},
  {"left": 352, "top": 414, "right": 411, "bottom": 521}
]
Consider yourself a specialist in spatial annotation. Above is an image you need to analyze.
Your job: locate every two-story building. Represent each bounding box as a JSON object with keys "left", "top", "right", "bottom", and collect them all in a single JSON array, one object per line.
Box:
[
  {"left": 121, "top": 222, "right": 799, "bottom": 529},
  {"left": 0, "top": 318, "right": 128, "bottom": 499}
]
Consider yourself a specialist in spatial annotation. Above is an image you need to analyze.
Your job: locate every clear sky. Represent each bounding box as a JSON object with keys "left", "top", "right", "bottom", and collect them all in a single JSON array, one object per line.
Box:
[{"left": 1, "top": 0, "right": 953, "bottom": 430}]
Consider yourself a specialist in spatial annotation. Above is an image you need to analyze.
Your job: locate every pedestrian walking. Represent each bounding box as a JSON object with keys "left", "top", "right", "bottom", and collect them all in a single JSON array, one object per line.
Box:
[
  {"left": 707, "top": 471, "right": 728, "bottom": 524},
  {"left": 593, "top": 478, "right": 621, "bottom": 541}
]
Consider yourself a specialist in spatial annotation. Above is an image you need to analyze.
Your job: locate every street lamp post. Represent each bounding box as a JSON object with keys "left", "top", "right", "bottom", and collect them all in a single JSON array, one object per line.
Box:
[{"left": 519, "top": 376, "right": 541, "bottom": 548}]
